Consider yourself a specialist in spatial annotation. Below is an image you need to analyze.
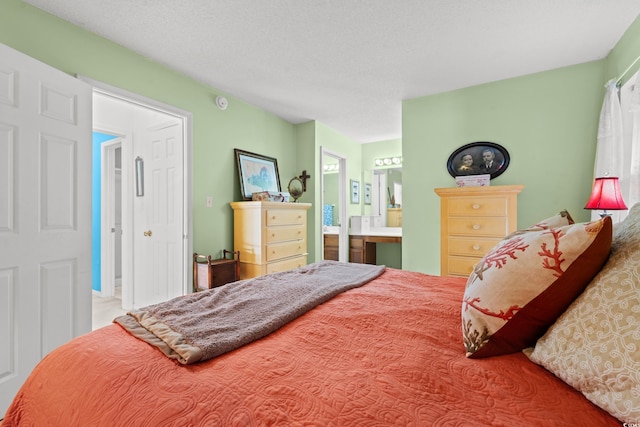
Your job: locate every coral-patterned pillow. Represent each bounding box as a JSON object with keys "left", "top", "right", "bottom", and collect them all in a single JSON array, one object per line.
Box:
[
  {"left": 462, "top": 216, "right": 612, "bottom": 358},
  {"left": 506, "top": 210, "right": 574, "bottom": 238}
]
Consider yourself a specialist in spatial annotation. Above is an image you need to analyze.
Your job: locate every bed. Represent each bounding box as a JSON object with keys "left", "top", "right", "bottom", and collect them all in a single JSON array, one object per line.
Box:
[{"left": 3, "top": 206, "right": 640, "bottom": 426}]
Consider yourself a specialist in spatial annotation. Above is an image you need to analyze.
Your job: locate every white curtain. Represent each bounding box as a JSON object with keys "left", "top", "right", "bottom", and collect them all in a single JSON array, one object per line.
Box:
[
  {"left": 617, "top": 71, "right": 640, "bottom": 221},
  {"left": 591, "top": 63, "right": 640, "bottom": 222},
  {"left": 594, "top": 80, "right": 624, "bottom": 178}
]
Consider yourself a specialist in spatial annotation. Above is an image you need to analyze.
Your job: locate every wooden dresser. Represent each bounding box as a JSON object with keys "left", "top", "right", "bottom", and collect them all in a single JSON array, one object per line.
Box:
[
  {"left": 230, "top": 201, "right": 311, "bottom": 279},
  {"left": 434, "top": 185, "right": 523, "bottom": 277}
]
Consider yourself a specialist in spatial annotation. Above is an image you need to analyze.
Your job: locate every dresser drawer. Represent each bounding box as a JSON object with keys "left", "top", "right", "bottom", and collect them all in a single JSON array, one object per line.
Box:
[
  {"left": 266, "top": 255, "right": 307, "bottom": 274},
  {"left": 266, "top": 241, "right": 305, "bottom": 262},
  {"left": 266, "top": 209, "right": 306, "bottom": 226},
  {"left": 448, "top": 197, "right": 507, "bottom": 217},
  {"left": 448, "top": 237, "right": 501, "bottom": 257},
  {"left": 266, "top": 225, "right": 304, "bottom": 243},
  {"left": 448, "top": 217, "right": 508, "bottom": 237},
  {"left": 447, "top": 256, "right": 481, "bottom": 277}
]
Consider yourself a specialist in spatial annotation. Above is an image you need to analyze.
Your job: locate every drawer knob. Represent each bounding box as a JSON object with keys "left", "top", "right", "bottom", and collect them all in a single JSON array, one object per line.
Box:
[
  {"left": 472, "top": 203, "right": 480, "bottom": 210},
  {"left": 472, "top": 224, "right": 481, "bottom": 230},
  {"left": 472, "top": 244, "right": 480, "bottom": 251}
]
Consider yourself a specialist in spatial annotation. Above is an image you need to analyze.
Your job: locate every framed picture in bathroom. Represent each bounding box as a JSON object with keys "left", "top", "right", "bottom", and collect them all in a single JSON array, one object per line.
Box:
[
  {"left": 350, "top": 179, "right": 360, "bottom": 204},
  {"left": 364, "top": 183, "right": 372, "bottom": 205}
]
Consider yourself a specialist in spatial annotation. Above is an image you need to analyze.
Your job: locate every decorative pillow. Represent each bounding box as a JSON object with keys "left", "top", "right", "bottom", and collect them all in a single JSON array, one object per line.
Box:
[
  {"left": 524, "top": 203, "right": 640, "bottom": 423},
  {"left": 462, "top": 215, "right": 612, "bottom": 358},
  {"left": 507, "top": 210, "right": 574, "bottom": 238}
]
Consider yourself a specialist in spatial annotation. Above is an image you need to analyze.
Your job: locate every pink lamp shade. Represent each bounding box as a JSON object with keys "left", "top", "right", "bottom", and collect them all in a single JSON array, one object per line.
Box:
[{"left": 584, "top": 177, "right": 628, "bottom": 212}]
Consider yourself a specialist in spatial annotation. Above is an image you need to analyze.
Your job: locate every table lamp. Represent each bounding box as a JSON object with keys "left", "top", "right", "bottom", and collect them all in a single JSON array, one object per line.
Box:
[{"left": 584, "top": 176, "right": 628, "bottom": 217}]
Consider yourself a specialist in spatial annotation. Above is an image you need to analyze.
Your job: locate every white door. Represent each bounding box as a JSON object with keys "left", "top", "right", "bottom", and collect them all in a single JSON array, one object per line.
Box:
[
  {"left": 133, "top": 121, "right": 184, "bottom": 307},
  {"left": 101, "top": 139, "right": 122, "bottom": 298},
  {"left": 0, "top": 43, "right": 92, "bottom": 415}
]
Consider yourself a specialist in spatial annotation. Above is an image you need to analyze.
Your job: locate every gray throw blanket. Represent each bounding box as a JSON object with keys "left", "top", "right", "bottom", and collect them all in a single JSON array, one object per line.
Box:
[{"left": 114, "top": 261, "right": 385, "bottom": 364}]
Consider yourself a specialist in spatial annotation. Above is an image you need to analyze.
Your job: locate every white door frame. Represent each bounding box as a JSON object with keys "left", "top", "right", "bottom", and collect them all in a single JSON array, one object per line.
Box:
[
  {"left": 80, "top": 76, "right": 193, "bottom": 308},
  {"left": 100, "top": 138, "right": 122, "bottom": 298},
  {"left": 320, "top": 147, "right": 348, "bottom": 262}
]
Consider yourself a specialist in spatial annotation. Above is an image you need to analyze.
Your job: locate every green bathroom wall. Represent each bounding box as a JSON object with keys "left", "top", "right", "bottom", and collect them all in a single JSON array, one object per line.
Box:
[
  {"left": 361, "top": 138, "right": 403, "bottom": 216},
  {"left": 360, "top": 139, "right": 403, "bottom": 268}
]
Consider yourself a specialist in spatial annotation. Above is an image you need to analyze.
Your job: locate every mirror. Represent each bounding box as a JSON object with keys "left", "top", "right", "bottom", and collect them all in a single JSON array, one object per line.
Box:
[
  {"left": 371, "top": 167, "right": 402, "bottom": 227},
  {"left": 287, "top": 177, "right": 304, "bottom": 202}
]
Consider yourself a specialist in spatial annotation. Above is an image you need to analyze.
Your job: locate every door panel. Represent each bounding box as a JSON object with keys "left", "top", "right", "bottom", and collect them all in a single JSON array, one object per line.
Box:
[
  {"left": 0, "top": 43, "right": 92, "bottom": 415},
  {"left": 133, "top": 122, "right": 183, "bottom": 307}
]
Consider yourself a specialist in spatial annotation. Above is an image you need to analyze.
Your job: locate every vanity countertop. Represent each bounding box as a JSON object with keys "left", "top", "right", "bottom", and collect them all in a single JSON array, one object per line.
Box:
[
  {"left": 349, "top": 227, "right": 402, "bottom": 237},
  {"left": 323, "top": 226, "right": 340, "bottom": 235}
]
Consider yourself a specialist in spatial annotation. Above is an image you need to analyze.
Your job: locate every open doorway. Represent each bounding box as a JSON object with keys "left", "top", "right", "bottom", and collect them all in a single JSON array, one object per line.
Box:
[
  {"left": 92, "top": 135, "right": 127, "bottom": 329},
  {"left": 320, "top": 147, "right": 348, "bottom": 262},
  {"left": 87, "top": 80, "right": 193, "bottom": 328}
]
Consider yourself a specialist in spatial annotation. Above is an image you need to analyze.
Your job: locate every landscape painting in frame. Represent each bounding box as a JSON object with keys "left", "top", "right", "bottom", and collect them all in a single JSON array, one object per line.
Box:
[{"left": 234, "top": 149, "right": 281, "bottom": 200}]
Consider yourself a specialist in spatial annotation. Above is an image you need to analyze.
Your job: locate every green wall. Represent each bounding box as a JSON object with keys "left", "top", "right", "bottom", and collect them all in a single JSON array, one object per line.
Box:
[
  {"left": 0, "top": 0, "right": 305, "bottom": 259},
  {"left": 0, "top": 0, "right": 365, "bottom": 265},
  {"left": 4, "top": 0, "right": 639, "bottom": 275},
  {"left": 402, "top": 14, "right": 640, "bottom": 274}
]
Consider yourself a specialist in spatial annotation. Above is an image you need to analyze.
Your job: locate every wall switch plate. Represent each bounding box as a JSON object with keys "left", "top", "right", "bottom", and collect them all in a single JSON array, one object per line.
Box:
[{"left": 206, "top": 196, "right": 213, "bottom": 208}]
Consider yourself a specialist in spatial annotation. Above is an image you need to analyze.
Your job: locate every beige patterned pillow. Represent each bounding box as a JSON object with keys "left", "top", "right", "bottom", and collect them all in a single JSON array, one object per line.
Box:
[
  {"left": 462, "top": 216, "right": 612, "bottom": 358},
  {"left": 525, "top": 203, "right": 640, "bottom": 423}
]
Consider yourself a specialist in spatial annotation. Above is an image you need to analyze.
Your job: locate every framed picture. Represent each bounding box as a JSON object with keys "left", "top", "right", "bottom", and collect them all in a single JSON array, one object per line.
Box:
[
  {"left": 364, "top": 183, "right": 372, "bottom": 205},
  {"left": 446, "top": 141, "right": 510, "bottom": 180},
  {"left": 350, "top": 179, "right": 360, "bottom": 204},
  {"left": 234, "top": 149, "right": 281, "bottom": 200}
]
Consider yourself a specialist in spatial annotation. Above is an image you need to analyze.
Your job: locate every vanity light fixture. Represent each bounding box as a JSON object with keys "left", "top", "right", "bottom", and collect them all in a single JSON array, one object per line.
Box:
[
  {"left": 374, "top": 156, "right": 403, "bottom": 167},
  {"left": 323, "top": 163, "right": 339, "bottom": 172}
]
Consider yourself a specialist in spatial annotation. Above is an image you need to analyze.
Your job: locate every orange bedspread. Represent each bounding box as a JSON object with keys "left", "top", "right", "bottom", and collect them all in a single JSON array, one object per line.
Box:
[{"left": 2, "top": 268, "right": 618, "bottom": 426}]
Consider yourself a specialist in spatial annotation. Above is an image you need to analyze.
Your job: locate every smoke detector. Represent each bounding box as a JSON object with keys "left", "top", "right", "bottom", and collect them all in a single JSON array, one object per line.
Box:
[{"left": 215, "top": 96, "right": 228, "bottom": 110}]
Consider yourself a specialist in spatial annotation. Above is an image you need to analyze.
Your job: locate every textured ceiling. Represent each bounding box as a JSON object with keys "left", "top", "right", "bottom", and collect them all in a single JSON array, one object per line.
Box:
[{"left": 23, "top": 0, "right": 640, "bottom": 143}]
